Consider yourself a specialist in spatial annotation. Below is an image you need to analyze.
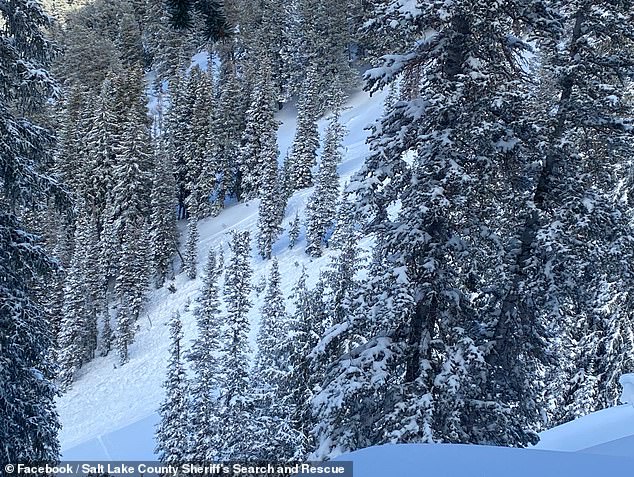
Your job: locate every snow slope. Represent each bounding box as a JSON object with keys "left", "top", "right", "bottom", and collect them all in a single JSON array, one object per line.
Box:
[
  {"left": 57, "top": 86, "right": 388, "bottom": 457},
  {"left": 536, "top": 404, "right": 634, "bottom": 456},
  {"left": 334, "top": 443, "right": 634, "bottom": 477},
  {"left": 58, "top": 72, "right": 634, "bottom": 473}
]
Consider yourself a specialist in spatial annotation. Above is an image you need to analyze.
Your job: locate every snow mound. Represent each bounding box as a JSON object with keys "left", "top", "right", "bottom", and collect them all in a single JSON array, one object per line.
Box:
[
  {"left": 619, "top": 374, "right": 634, "bottom": 405},
  {"left": 536, "top": 404, "right": 634, "bottom": 454},
  {"left": 337, "top": 443, "right": 634, "bottom": 477}
]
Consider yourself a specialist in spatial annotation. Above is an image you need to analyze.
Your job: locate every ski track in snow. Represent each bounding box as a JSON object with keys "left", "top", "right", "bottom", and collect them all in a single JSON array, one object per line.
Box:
[{"left": 56, "top": 86, "right": 388, "bottom": 453}]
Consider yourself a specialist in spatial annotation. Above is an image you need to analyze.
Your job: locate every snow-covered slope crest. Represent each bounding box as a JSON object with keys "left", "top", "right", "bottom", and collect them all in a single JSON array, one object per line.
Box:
[
  {"left": 536, "top": 404, "right": 634, "bottom": 455},
  {"left": 57, "top": 86, "right": 388, "bottom": 456},
  {"left": 336, "top": 443, "right": 634, "bottom": 477}
]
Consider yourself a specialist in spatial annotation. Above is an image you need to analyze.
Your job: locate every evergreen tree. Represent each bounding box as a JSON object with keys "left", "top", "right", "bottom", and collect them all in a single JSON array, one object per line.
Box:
[
  {"left": 251, "top": 259, "right": 300, "bottom": 459},
  {"left": 114, "top": 219, "right": 150, "bottom": 365},
  {"left": 533, "top": 1, "right": 634, "bottom": 423},
  {"left": 83, "top": 212, "right": 105, "bottom": 359},
  {"left": 217, "top": 58, "right": 248, "bottom": 203},
  {"left": 150, "top": 138, "right": 179, "bottom": 287},
  {"left": 238, "top": 64, "right": 280, "bottom": 200},
  {"left": 143, "top": 0, "right": 197, "bottom": 80},
  {"left": 166, "top": 73, "right": 196, "bottom": 219},
  {"left": 287, "top": 68, "right": 320, "bottom": 192},
  {"left": 184, "top": 66, "right": 216, "bottom": 218},
  {"left": 257, "top": 133, "right": 283, "bottom": 259},
  {"left": 155, "top": 312, "right": 189, "bottom": 464},
  {"left": 305, "top": 113, "right": 345, "bottom": 256},
  {"left": 217, "top": 230, "right": 254, "bottom": 459},
  {"left": 0, "top": 0, "right": 62, "bottom": 463},
  {"left": 288, "top": 211, "right": 301, "bottom": 249},
  {"left": 57, "top": 221, "right": 91, "bottom": 389},
  {"left": 116, "top": 12, "right": 144, "bottom": 67},
  {"left": 57, "top": 211, "right": 102, "bottom": 387},
  {"left": 311, "top": 0, "right": 566, "bottom": 457},
  {"left": 270, "top": 268, "right": 325, "bottom": 458},
  {"left": 296, "top": 0, "right": 357, "bottom": 111},
  {"left": 82, "top": 76, "right": 118, "bottom": 219},
  {"left": 163, "top": 0, "right": 230, "bottom": 41},
  {"left": 185, "top": 216, "right": 199, "bottom": 279},
  {"left": 242, "top": 0, "right": 290, "bottom": 104},
  {"left": 187, "top": 250, "right": 223, "bottom": 461},
  {"left": 100, "top": 315, "right": 113, "bottom": 357},
  {"left": 55, "top": 21, "right": 123, "bottom": 92},
  {"left": 54, "top": 87, "right": 92, "bottom": 196},
  {"left": 96, "top": 71, "right": 153, "bottom": 364},
  {"left": 216, "top": 245, "right": 225, "bottom": 274}
]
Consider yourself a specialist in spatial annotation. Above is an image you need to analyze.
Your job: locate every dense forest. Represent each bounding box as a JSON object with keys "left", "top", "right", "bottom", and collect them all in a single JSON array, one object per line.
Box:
[{"left": 1, "top": 0, "right": 634, "bottom": 466}]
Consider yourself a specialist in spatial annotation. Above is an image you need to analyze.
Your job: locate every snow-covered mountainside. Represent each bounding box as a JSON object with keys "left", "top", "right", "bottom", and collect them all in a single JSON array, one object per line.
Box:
[
  {"left": 57, "top": 86, "right": 388, "bottom": 458},
  {"left": 58, "top": 84, "right": 634, "bottom": 469}
]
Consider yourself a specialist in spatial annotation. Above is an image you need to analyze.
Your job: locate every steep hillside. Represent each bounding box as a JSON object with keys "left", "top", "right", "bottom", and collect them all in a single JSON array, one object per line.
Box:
[{"left": 57, "top": 86, "right": 388, "bottom": 457}]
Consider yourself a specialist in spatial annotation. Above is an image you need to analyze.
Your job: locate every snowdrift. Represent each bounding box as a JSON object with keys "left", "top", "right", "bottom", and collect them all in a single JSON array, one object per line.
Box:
[
  {"left": 536, "top": 404, "right": 634, "bottom": 456},
  {"left": 336, "top": 443, "right": 634, "bottom": 477}
]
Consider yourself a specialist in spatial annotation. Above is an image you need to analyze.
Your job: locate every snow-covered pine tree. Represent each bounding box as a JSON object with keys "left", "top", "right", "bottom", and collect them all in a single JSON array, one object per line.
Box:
[
  {"left": 255, "top": 261, "right": 286, "bottom": 374},
  {"left": 286, "top": 66, "right": 320, "bottom": 192},
  {"left": 100, "top": 314, "right": 113, "bottom": 357},
  {"left": 184, "top": 65, "right": 216, "bottom": 218},
  {"left": 216, "top": 245, "right": 225, "bottom": 274},
  {"left": 155, "top": 311, "right": 189, "bottom": 464},
  {"left": 54, "top": 86, "right": 91, "bottom": 196},
  {"left": 204, "top": 104, "right": 227, "bottom": 216},
  {"left": 0, "top": 0, "right": 62, "bottom": 463},
  {"left": 217, "top": 230, "right": 255, "bottom": 459},
  {"left": 311, "top": 0, "right": 566, "bottom": 457},
  {"left": 321, "top": 209, "right": 362, "bottom": 336},
  {"left": 277, "top": 0, "right": 305, "bottom": 100},
  {"left": 143, "top": 0, "right": 197, "bottom": 80},
  {"left": 41, "top": 218, "right": 72, "bottom": 340},
  {"left": 241, "top": 0, "right": 288, "bottom": 105},
  {"left": 532, "top": 1, "right": 634, "bottom": 424},
  {"left": 251, "top": 260, "right": 299, "bottom": 460},
  {"left": 305, "top": 112, "right": 345, "bottom": 256},
  {"left": 256, "top": 123, "right": 283, "bottom": 259},
  {"left": 184, "top": 216, "right": 199, "bottom": 279},
  {"left": 150, "top": 137, "right": 178, "bottom": 287},
  {"left": 116, "top": 12, "right": 144, "bottom": 67},
  {"left": 54, "top": 11, "right": 124, "bottom": 93},
  {"left": 163, "top": 0, "right": 230, "bottom": 41},
  {"left": 82, "top": 76, "right": 118, "bottom": 221},
  {"left": 187, "top": 250, "right": 223, "bottom": 461},
  {"left": 57, "top": 217, "right": 91, "bottom": 389},
  {"left": 328, "top": 192, "right": 357, "bottom": 251},
  {"left": 238, "top": 63, "right": 280, "bottom": 200},
  {"left": 57, "top": 210, "right": 103, "bottom": 388},
  {"left": 288, "top": 210, "right": 301, "bottom": 249},
  {"left": 271, "top": 268, "right": 325, "bottom": 458},
  {"left": 106, "top": 71, "right": 153, "bottom": 364},
  {"left": 114, "top": 219, "right": 150, "bottom": 365},
  {"left": 217, "top": 57, "right": 248, "bottom": 203},
  {"left": 83, "top": 212, "right": 105, "bottom": 360},
  {"left": 166, "top": 73, "right": 196, "bottom": 218},
  {"left": 297, "top": 0, "right": 357, "bottom": 112}
]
